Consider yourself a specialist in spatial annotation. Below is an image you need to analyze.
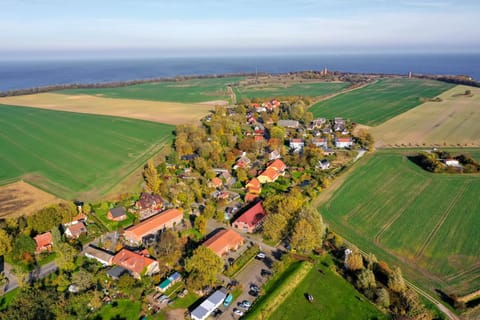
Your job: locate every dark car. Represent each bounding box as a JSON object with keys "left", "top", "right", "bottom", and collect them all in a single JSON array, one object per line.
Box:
[
  {"left": 248, "top": 290, "right": 259, "bottom": 297},
  {"left": 261, "top": 269, "right": 272, "bottom": 277},
  {"left": 250, "top": 284, "right": 260, "bottom": 292}
]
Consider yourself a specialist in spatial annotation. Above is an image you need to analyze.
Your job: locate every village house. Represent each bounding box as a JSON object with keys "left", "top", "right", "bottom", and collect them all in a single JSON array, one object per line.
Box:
[
  {"left": 107, "top": 206, "right": 127, "bottom": 222},
  {"left": 268, "top": 149, "right": 281, "bottom": 161},
  {"left": 209, "top": 177, "right": 223, "bottom": 189},
  {"left": 334, "top": 118, "right": 346, "bottom": 132},
  {"left": 335, "top": 137, "right": 353, "bottom": 148},
  {"left": 318, "top": 159, "right": 331, "bottom": 170},
  {"left": 123, "top": 208, "right": 183, "bottom": 244},
  {"left": 232, "top": 201, "right": 267, "bottom": 233},
  {"left": 34, "top": 232, "right": 53, "bottom": 254},
  {"left": 112, "top": 249, "right": 159, "bottom": 279},
  {"left": 135, "top": 193, "right": 164, "bottom": 219},
  {"left": 64, "top": 221, "right": 87, "bottom": 239},
  {"left": 245, "top": 177, "right": 262, "bottom": 202},
  {"left": 233, "top": 155, "right": 251, "bottom": 170},
  {"left": 220, "top": 170, "right": 236, "bottom": 187},
  {"left": 277, "top": 119, "right": 300, "bottom": 129},
  {"left": 444, "top": 159, "right": 460, "bottom": 167},
  {"left": 203, "top": 229, "right": 244, "bottom": 256},
  {"left": 322, "top": 125, "right": 333, "bottom": 134},
  {"left": 290, "top": 138, "right": 305, "bottom": 153},
  {"left": 257, "top": 159, "right": 287, "bottom": 184},
  {"left": 311, "top": 137, "right": 328, "bottom": 148},
  {"left": 84, "top": 245, "right": 115, "bottom": 266},
  {"left": 309, "top": 118, "right": 326, "bottom": 130}
]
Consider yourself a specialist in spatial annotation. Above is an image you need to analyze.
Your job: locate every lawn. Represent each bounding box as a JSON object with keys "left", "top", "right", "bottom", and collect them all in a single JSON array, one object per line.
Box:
[
  {"left": 94, "top": 299, "right": 141, "bottom": 320},
  {"left": 372, "top": 85, "right": 480, "bottom": 147},
  {"left": 267, "top": 257, "right": 388, "bottom": 320},
  {"left": 319, "top": 150, "right": 480, "bottom": 296},
  {"left": 233, "top": 82, "right": 349, "bottom": 100},
  {"left": 0, "top": 104, "right": 173, "bottom": 200},
  {"left": 58, "top": 77, "right": 242, "bottom": 103},
  {"left": 309, "top": 78, "right": 454, "bottom": 126},
  {"left": 0, "top": 288, "right": 20, "bottom": 311}
]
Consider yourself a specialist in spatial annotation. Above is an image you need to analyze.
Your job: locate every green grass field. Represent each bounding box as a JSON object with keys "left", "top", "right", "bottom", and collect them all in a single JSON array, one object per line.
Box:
[
  {"left": 310, "top": 78, "right": 454, "bottom": 126},
  {"left": 267, "top": 257, "right": 387, "bottom": 320},
  {"left": 233, "top": 82, "right": 349, "bottom": 100},
  {"left": 0, "top": 104, "right": 173, "bottom": 200},
  {"left": 58, "top": 77, "right": 242, "bottom": 103},
  {"left": 319, "top": 150, "right": 480, "bottom": 295},
  {"left": 94, "top": 299, "right": 141, "bottom": 320}
]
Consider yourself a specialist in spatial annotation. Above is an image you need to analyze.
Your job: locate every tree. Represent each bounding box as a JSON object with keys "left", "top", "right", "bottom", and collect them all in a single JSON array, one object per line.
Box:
[
  {"left": 11, "top": 234, "right": 36, "bottom": 265},
  {"left": 262, "top": 213, "right": 287, "bottom": 242},
  {"left": 71, "top": 270, "right": 94, "bottom": 292},
  {"left": 55, "top": 243, "right": 78, "bottom": 272},
  {"left": 290, "top": 206, "right": 325, "bottom": 253},
  {"left": 155, "top": 229, "right": 182, "bottom": 266},
  {"left": 356, "top": 268, "right": 376, "bottom": 290},
  {"left": 2, "top": 287, "right": 59, "bottom": 320},
  {"left": 143, "top": 160, "right": 161, "bottom": 193},
  {"left": 117, "top": 274, "right": 136, "bottom": 292},
  {"left": 345, "top": 250, "right": 364, "bottom": 271},
  {"left": 185, "top": 246, "right": 223, "bottom": 290},
  {"left": 388, "top": 266, "right": 406, "bottom": 294},
  {"left": 0, "top": 229, "right": 12, "bottom": 256},
  {"left": 270, "top": 126, "right": 286, "bottom": 140},
  {"left": 194, "top": 215, "right": 207, "bottom": 235},
  {"left": 375, "top": 288, "right": 390, "bottom": 308}
]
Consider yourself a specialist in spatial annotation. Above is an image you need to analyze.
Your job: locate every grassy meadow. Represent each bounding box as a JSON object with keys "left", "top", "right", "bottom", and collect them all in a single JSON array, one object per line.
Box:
[
  {"left": 319, "top": 150, "right": 480, "bottom": 296},
  {"left": 248, "top": 258, "right": 386, "bottom": 320},
  {"left": 0, "top": 104, "right": 173, "bottom": 200},
  {"left": 233, "top": 81, "right": 349, "bottom": 100},
  {"left": 372, "top": 85, "right": 480, "bottom": 147},
  {"left": 309, "top": 78, "right": 454, "bottom": 126},
  {"left": 58, "top": 77, "right": 242, "bottom": 103}
]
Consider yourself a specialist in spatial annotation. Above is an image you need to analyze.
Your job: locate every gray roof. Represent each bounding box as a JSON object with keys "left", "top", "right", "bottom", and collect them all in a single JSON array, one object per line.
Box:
[
  {"left": 110, "top": 206, "right": 126, "bottom": 218},
  {"left": 191, "top": 289, "right": 227, "bottom": 320},
  {"left": 84, "top": 245, "right": 114, "bottom": 265},
  {"left": 277, "top": 120, "right": 299, "bottom": 128},
  {"left": 107, "top": 266, "right": 127, "bottom": 279}
]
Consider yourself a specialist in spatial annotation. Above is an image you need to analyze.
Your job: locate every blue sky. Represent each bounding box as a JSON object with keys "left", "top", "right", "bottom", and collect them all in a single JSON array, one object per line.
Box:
[{"left": 1, "top": 0, "right": 479, "bottom": 58}]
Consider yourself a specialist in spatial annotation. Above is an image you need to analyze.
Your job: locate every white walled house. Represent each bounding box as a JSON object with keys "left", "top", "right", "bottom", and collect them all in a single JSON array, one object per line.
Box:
[{"left": 335, "top": 138, "right": 353, "bottom": 148}]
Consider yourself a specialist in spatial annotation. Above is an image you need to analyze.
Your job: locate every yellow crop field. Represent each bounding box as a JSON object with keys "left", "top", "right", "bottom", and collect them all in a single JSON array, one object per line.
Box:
[
  {"left": 372, "top": 85, "right": 480, "bottom": 147},
  {"left": 0, "top": 93, "right": 216, "bottom": 125}
]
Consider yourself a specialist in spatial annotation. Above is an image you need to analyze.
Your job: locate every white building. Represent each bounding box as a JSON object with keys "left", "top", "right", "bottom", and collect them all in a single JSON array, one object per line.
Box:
[
  {"left": 290, "top": 139, "right": 305, "bottom": 153},
  {"left": 335, "top": 138, "right": 353, "bottom": 148},
  {"left": 191, "top": 289, "right": 227, "bottom": 320}
]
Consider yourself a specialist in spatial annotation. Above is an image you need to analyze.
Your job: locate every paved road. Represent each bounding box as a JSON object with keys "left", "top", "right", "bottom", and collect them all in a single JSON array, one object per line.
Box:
[
  {"left": 29, "top": 261, "right": 58, "bottom": 282},
  {"left": 2, "top": 263, "right": 19, "bottom": 294}
]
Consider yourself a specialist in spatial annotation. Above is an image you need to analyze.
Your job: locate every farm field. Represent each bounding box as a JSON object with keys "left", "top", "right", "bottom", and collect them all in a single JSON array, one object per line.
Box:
[
  {"left": 58, "top": 76, "right": 242, "bottom": 103},
  {"left": 266, "top": 257, "right": 387, "bottom": 320},
  {"left": 0, "top": 181, "right": 59, "bottom": 218},
  {"left": 233, "top": 81, "right": 349, "bottom": 100},
  {"left": 319, "top": 150, "right": 480, "bottom": 296},
  {"left": 309, "top": 78, "right": 454, "bottom": 126},
  {"left": 0, "top": 93, "right": 213, "bottom": 125},
  {"left": 0, "top": 104, "right": 173, "bottom": 200},
  {"left": 372, "top": 85, "right": 480, "bottom": 147}
]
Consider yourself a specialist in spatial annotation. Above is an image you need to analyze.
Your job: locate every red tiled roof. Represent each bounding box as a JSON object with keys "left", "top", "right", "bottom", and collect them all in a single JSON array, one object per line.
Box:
[
  {"left": 246, "top": 178, "right": 261, "bottom": 190},
  {"left": 245, "top": 193, "right": 260, "bottom": 202},
  {"left": 212, "top": 177, "right": 223, "bottom": 187},
  {"left": 112, "top": 249, "right": 156, "bottom": 274},
  {"left": 254, "top": 135, "right": 264, "bottom": 142},
  {"left": 269, "top": 159, "right": 286, "bottom": 172},
  {"left": 125, "top": 209, "right": 183, "bottom": 241},
  {"left": 203, "top": 229, "right": 244, "bottom": 256},
  {"left": 336, "top": 138, "right": 352, "bottom": 142},
  {"left": 72, "top": 213, "right": 87, "bottom": 222},
  {"left": 234, "top": 202, "right": 267, "bottom": 228},
  {"left": 290, "top": 138, "right": 304, "bottom": 143},
  {"left": 34, "top": 232, "right": 52, "bottom": 250},
  {"left": 67, "top": 222, "right": 87, "bottom": 238},
  {"left": 259, "top": 167, "right": 280, "bottom": 181}
]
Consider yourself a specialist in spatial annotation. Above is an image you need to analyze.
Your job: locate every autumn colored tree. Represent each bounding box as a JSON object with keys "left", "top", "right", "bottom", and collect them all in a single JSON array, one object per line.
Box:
[
  {"left": 194, "top": 215, "right": 207, "bottom": 235},
  {"left": 185, "top": 246, "right": 223, "bottom": 290},
  {"left": 356, "top": 268, "right": 376, "bottom": 290},
  {"left": 262, "top": 213, "right": 287, "bottom": 242},
  {"left": 155, "top": 229, "right": 182, "bottom": 266},
  {"left": 0, "top": 229, "right": 12, "bottom": 256},
  {"left": 345, "top": 250, "right": 364, "bottom": 271},
  {"left": 143, "top": 160, "right": 161, "bottom": 193},
  {"left": 388, "top": 266, "right": 406, "bottom": 294}
]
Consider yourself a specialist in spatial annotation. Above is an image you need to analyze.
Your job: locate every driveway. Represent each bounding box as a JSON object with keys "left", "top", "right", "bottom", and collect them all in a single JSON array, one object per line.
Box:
[
  {"left": 2, "top": 263, "right": 19, "bottom": 294},
  {"left": 29, "top": 261, "right": 58, "bottom": 282},
  {"left": 218, "top": 249, "right": 277, "bottom": 320}
]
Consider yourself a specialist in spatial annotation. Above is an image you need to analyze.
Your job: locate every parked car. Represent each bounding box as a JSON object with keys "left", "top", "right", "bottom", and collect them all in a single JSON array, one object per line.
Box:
[
  {"left": 233, "top": 308, "right": 244, "bottom": 316},
  {"left": 248, "top": 290, "right": 259, "bottom": 297},
  {"left": 223, "top": 293, "right": 233, "bottom": 307},
  {"left": 238, "top": 300, "right": 251, "bottom": 310},
  {"left": 307, "top": 294, "right": 314, "bottom": 303},
  {"left": 250, "top": 284, "right": 260, "bottom": 292},
  {"left": 256, "top": 252, "right": 266, "bottom": 259},
  {"left": 261, "top": 269, "right": 272, "bottom": 277}
]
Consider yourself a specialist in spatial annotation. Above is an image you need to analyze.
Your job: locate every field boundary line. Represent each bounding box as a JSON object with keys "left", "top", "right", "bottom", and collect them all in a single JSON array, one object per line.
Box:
[
  {"left": 445, "top": 263, "right": 480, "bottom": 282},
  {"left": 414, "top": 182, "right": 469, "bottom": 259},
  {"left": 373, "top": 179, "right": 431, "bottom": 244}
]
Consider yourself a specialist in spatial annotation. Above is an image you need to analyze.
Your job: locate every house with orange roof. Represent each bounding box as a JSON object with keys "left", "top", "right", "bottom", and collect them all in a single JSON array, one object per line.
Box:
[
  {"left": 232, "top": 202, "right": 267, "bottom": 233},
  {"left": 209, "top": 177, "right": 223, "bottom": 189},
  {"left": 257, "top": 166, "right": 280, "bottom": 184},
  {"left": 246, "top": 178, "right": 261, "bottom": 194},
  {"left": 335, "top": 137, "right": 353, "bottom": 148},
  {"left": 203, "top": 229, "right": 244, "bottom": 256},
  {"left": 269, "top": 159, "right": 287, "bottom": 173},
  {"left": 124, "top": 209, "right": 183, "bottom": 244},
  {"left": 34, "top": 232, "right": 53, "bottom": 254},
  {"left": 112, "top": 249, "right": 159, "bottom": 279},
  {"left": 65, "top": 221, "right": 87, "bottom": 239},
  {"left": 244, "top": 192, "right": 260, "bottom": 203},
  {"left": 290, "top": 138, "right": 305, "bottom": 153}
]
